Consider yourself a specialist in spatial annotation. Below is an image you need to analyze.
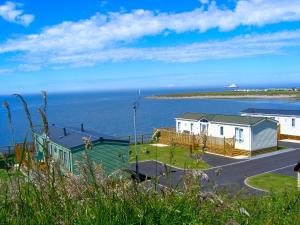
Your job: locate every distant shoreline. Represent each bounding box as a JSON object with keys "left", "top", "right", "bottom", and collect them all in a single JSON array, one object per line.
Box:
[
  {"left": 146, "top": 94, "right": 299, "bottom": 100},
  {"left": 146, "top": 89, "right": 300, "bottom": 100}
]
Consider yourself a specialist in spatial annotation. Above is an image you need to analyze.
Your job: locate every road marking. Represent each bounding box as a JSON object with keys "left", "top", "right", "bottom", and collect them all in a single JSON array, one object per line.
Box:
[
  {"left": 133, "top": 148, "right": 299, "bottom": 193},
  {"left": 203, "top": 147, "right": 300, "bottom": 172},
  {"left": 254, "top": 164, "right": 296, "bottom": 174},
  {"left": 244, "top": 177, "right": 269, "bottom": 193},
  {"left": 132, "top": 147, "right": 300, "bottom": 174},
  {"left": 244, "top": 164, "right": 296, "bottom": 192}
]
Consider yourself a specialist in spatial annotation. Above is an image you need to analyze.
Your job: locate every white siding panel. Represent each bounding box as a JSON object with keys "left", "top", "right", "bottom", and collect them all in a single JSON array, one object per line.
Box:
[
  {"left": 242, "top": 113, "right": 300, "bottom": 136},
  {"left": 176, "top": 119, "right": 200, "bottom": 134},
  {"left": 207, "top": 123, "right": 251, "bottom": 150},
  {"left": 251, "top": 120, "right": 278, "bottom": 150},
  {"left": 176, "top": 119, "right": 252, "bottom": 150},
  {"left": 176, "top": 118, "right": 277, "bottom": 151}
]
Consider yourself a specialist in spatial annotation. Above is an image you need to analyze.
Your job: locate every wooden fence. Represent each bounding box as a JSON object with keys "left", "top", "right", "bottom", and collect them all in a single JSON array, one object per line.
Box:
[
  {"left": 279, "top": 134, "right": 300, "bottom": 140},
  {"left": 206, "top": 135, "right": 235, "bottom": 156},
  {"left": 14, "top": 143, "right": 35, "bottom": 166},
  {"left": 0, "top": 143, "right": 35, "bottom": 169},
  {"left": 155, "top": 128, "right": 238, "bottom": 156},
  {"left": 127, "top": 133, "right": 153, "bottom": 144}
]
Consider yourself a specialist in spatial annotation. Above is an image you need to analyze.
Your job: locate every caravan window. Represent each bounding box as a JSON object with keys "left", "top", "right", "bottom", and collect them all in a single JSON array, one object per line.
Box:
[
  {"left": 201, "top": 124, "right": 207, "bottom": 133},
  {"left": 63, "top": 152, "right": 68, "bottom": 166},
  {"left": 59, "top": 150, "right": 63, "bottom": 161},
  {"left": 190, "top": 123, "right": 194, "bottom": 133},
  {"left": 177, "top": 122, "right": 181, "bottom": 131},
  {"left": 220, "top": 126, "right": 224, "bottom": 136},
  {"left": 49, "top": 145, "right": 52, "bottom": 156},
  {"left": 235, "top": 128, "right": 244, "bottom": 143},
  {"left": 292, "top": 118, "right": 296, "bottom": 127}
]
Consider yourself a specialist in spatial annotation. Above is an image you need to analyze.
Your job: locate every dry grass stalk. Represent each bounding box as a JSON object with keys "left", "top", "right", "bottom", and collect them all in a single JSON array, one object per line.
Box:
[
  {"left": 41, "top": 90, "right": 47, "bottom": 115},
  {"left": 82, "top": 136, "right": 93, "bottom": 149},
  {"left": 2, "top": 100, "right": 15, "bottom": 146},
  {"left": 38, "top": 107, "right": 49, "bottom": 136},
  {"left": 2, "top": 101, "right": 12, "bottom": 128},
  {"left": 13, "top": 94, "right": 34, "bottom": 133}
]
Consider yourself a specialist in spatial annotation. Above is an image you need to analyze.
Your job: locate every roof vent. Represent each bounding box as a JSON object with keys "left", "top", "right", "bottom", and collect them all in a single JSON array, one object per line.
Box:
[
  {"left": 81, "top": 123, "right": 84, "bottom": 132},
  {"left": 63, "top": 127, "right": 67, "bottom": 136}
]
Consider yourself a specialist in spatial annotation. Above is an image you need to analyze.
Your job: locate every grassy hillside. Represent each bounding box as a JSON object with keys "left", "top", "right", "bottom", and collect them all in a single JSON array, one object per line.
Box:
[{"left": 1, "top": 166, "right": 300, "bottom": 224}]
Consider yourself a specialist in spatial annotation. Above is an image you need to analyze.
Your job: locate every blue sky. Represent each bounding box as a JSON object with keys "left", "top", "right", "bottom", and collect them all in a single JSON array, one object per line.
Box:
[{"left": 0, "top": 0, "right": 300, "bottom": 94}]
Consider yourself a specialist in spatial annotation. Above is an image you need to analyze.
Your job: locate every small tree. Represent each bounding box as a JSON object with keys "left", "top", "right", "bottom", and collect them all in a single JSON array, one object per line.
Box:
[
  {"left": 152, "top": 129, "right": 161, "bottom": 143},
  {"left": 199, "top": 133, "right": 207, "bottom": 151}
]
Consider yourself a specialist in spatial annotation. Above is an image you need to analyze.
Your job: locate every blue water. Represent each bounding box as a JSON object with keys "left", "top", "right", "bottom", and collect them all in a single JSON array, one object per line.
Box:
[{"left": 1, "top": 88, "right": 300, "bottom": 147}]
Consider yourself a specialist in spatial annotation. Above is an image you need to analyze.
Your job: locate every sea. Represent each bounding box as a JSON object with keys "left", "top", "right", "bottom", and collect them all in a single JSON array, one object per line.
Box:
[{"left": 1, "top": 87, "right": 300, "bottom": 148}]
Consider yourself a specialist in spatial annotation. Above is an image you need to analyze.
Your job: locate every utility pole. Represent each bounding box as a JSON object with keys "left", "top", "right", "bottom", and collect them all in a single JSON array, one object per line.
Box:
[
  {"left": 133, "top": 102, "right": 139, "bottom": 180},
  {"left": 133, "top": 88, "right": 142, "bottom": 181}
]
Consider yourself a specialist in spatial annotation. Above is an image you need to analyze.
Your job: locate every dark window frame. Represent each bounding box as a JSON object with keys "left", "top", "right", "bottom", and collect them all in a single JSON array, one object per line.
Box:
[
  {"left": 292, "top": 118, "right": 296, "bottom": 127},
  {"left": 220, "top": 126, "right": 224, "bottom": 136}
]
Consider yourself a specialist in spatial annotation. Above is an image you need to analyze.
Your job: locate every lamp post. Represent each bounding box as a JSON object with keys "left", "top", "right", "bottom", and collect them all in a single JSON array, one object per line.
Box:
[
  {"left": 133, "top": 102, "right": 139, "bottom": 180},
  {"left": 133, "top": 89, "right": 141, "bottom": 180}
]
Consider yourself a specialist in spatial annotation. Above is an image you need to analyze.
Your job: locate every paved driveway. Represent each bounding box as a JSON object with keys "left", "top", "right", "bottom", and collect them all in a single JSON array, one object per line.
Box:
[
  {"left": 130, "top": 160, "right": 180, "bottom": 178},
  {"left": 272, "top": 167, "right": 297, "bottom": 177},
  {"left": 131, "top": 146, "right": 300, "bottom": 193},
  {"left": 202, "top": 149, "right": 300, "bottom": 187},
  {"left": 279, "top": 140, "right": 300, "bottom": 149},
  {"left": 202, "top": 153, "right": 244, "bottom": 167},
  {"left": 130, "top": 152, "right": 245, "bottom": 187}
]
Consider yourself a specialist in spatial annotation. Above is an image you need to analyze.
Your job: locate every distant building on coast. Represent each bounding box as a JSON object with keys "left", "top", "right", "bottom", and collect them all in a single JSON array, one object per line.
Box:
[{"left": 227, "top": 83, "right": 239, "bottom": 89}]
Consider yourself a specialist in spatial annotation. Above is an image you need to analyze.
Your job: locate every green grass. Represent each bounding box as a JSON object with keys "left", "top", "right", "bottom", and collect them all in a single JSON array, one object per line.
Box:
[
  {"left": 156, "top": 90, "right": 300, "bottom": 98},
  {"left": 1, "top": 171, "right": 300, "bottom": 224},
  {"left": 0, "top": 168, "right": 23, "bottom": 183},
  {"left": 0, "top": 169, "right": 9, "bottom": 181},
  {"left": 130, "top": 144, "right": 210, "bottom": 169},
  {"left": 247, "top": 173, "right": 297, "bottom": 192},
  {"left": 278, "top": 146, "right": 288, "bottom": 150}
]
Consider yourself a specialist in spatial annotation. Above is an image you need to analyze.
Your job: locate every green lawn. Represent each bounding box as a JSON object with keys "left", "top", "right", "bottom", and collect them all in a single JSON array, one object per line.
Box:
[
  {"left": 247, "top": 173, "right": 297, "bottom": 192},
  {"left": 130, "top": 144, "right": 210, "bottom": 169}
]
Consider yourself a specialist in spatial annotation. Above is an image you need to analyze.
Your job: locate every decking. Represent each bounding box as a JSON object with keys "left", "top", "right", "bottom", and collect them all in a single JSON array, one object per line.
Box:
[{"left": 154, "top": 128, "right": 248, "bottom": 157}]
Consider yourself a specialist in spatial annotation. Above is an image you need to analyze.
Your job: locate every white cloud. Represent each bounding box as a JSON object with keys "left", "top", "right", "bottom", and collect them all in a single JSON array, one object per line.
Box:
[
  {"left": 199, "top": 0, "right": 209, "bottom": 5},
  {"left": 0, "top": 1, "right": 34, "bottom": 26},
  {"left": 0, "top": 64, "right": 40, "bottom": 74},
  {"left": 0, "top": 0, "right": 300, "bottom": 68},
  {"left": 100, "top": 1, "right": 108, "bottom": 7},
  {"left": 18, "top": 64, "right": 41, "bottom": 72},
  {"left": 0, "top": 68, "right": 14, "bottom": 74},
  {"left": 2, "top": 29, "right": 300, "bottom": 67},
  {"left": 41, "top": 30, "right": 300, "bottom": 66}
]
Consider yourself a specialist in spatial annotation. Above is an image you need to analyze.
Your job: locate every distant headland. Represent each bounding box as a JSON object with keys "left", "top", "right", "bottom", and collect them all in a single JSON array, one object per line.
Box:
[{"left": 146, "top": 88, "right": 300, "bottom": 100}]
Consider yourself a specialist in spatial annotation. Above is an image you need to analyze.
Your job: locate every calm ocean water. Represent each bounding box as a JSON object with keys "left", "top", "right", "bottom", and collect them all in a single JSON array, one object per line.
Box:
[{"left": 1, "top": 88, "right": 300, "bottom": 147}]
